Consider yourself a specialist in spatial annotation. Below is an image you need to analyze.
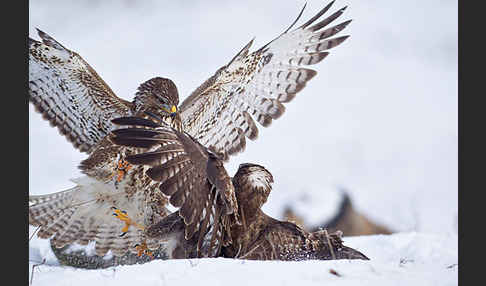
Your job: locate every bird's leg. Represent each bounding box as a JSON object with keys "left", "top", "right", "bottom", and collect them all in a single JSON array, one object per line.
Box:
[
  {"left": 111, "top": 207, "right": 154, "bottom": 258},
  {"left": 111, "top": 207, "right": 145, "bottom": 237},
  {"left": 109, "top": 158, "right": 133, "bottom": 187},
  {"left": 134, "top": 241, "right": 154, "bottom": 259}
]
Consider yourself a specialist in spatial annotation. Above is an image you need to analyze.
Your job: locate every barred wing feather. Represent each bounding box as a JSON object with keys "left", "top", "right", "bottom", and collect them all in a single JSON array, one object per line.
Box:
[
  {"left": 29, "top": 29, "right": 132, "bottom": 154},
  {"left": 179, "top": 1, "right": 351, "bottom": 160},
  {"left": 110, "top": 116, "right": 239, "bottom": 257}
]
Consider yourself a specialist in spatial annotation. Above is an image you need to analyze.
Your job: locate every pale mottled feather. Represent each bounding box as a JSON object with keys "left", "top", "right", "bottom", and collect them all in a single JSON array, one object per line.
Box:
[
  {"left": 180, "top": 2, "right": 351, "bottom": 160},
  {"left": 29, "top": 29, "right": 132, "bottom": 154},
  {"left": 29, "top": 176, "right": 157, "bottom": 256}
]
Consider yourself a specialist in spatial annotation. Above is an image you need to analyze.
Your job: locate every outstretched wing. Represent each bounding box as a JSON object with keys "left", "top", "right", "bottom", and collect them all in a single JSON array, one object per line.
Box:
[
  {"left": 179, "top": 1, "right": 351, "bottom": 160},
  {"left": 110, "top": 115, "right": 239, "bottom": 257},
  {"left": 29, "top": 29, "right": 133, "bottom": 154}
]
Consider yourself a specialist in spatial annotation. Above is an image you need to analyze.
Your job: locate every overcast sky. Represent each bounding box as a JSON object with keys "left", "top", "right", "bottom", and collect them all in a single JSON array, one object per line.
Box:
[{"left": 29, "top": 0, "right": 457, "bottom": 234}]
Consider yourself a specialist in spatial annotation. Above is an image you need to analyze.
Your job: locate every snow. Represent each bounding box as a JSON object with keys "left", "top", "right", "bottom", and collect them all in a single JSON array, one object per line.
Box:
[
  {"left": 28, "top": 0, "right": 457, "bottom": 285},
  {"left": 29, "top": 232, "right": 458, "bottom": 286}
]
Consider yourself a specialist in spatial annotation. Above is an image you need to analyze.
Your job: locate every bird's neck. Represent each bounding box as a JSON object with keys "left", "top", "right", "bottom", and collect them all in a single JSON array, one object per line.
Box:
[
  {"left": 225, "top": 205, "right": 269, "bottom": 258},
  {"left": 236, "top": 194, "right": 267, "bottom": 226}
]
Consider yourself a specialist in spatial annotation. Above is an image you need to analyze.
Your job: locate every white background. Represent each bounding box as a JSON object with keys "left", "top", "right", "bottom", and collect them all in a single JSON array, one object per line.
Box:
[{"left": 29, "top": 0, "right": 457, "bottom": 235}]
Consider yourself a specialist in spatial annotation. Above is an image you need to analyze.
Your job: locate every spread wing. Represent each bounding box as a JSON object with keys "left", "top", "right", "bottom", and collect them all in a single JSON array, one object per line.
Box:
[
  {"left": 179, "top": 1, "right": 351, "bottom": 160},
  {"left": 110, "top": 115, "right": 239, "bottom": 257},
  {"left": 29, "top": 29, "right": 133, "bottom": 154}
]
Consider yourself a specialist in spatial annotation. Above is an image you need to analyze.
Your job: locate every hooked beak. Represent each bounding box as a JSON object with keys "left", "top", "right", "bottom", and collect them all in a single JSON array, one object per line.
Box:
[{"left": 170, "top": 105, "right": 177, "bottom": 118}]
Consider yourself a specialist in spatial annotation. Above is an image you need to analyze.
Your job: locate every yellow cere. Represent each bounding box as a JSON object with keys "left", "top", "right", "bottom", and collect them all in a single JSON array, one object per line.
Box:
[{"left": 171, "top": 105, "right": 177, "bottom": 113}]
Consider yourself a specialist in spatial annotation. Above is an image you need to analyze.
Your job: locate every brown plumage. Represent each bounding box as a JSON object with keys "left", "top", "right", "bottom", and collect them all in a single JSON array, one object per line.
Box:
[
  {"left": 109, "top": 120, "right": 367, "bottom": 260},
  {"left": 29, "top": 1, "right": 352, "bottom": 259},
  {"left": 108, "top": 115, "right": 239, "bottom": 258},
  {"left": 222, "top": 163, "right": 369, "bottom": 261}
]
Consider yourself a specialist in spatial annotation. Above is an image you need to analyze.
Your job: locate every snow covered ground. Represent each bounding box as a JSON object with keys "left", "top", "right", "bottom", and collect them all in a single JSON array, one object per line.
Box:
[
  {"left": 29, "top": 232, "right": 458, "bottom": 286},
  {"left": 28, "top": 0, "right": 457, "bottom": 285}
]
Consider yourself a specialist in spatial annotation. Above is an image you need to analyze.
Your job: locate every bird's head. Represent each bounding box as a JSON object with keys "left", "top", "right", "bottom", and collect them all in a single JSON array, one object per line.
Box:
[
  {"left": 232, "top": 163, "right": 274, "bottom": 210},
  {"left": 133, "top": 77, "right": 181, "bottom": 129}
]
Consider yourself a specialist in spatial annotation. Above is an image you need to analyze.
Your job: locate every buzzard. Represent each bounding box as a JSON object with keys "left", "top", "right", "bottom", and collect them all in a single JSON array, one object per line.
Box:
[
  {"left": 29, "top": 1, "right": 352, "bottom": 259},
  {"left": 106, "top": 117, "right": 368, "bottom": 261},
  {"left": 223, "top": 163, "right": 368, "bottom": 260}
]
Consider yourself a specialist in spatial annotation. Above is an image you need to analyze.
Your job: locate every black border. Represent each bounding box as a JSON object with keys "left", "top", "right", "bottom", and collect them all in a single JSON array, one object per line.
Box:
[{"left": 4, "top": 0, "right": 28, "bottom": 284}]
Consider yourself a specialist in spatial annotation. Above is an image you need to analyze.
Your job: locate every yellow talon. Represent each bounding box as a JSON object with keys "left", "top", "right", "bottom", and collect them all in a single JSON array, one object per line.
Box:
[
  {"left": 111, "top": 207, "right": 145, "bottom": 236},
  {"left": 135, "top": 242, "right": 154, "bottom": 259},
  {"left": 112, "top": 208, "right": 130, "bottom": 222}
]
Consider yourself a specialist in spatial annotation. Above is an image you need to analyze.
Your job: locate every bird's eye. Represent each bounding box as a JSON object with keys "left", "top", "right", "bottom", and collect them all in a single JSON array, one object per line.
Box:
[{"left": 161, "top": 104, "right": 177, "bottom": 114}]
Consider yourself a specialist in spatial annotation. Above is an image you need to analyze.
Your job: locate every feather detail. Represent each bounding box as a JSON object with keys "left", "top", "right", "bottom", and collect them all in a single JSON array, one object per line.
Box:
[
  {"left": 179, "top": 2, "right": 350, "bottom": 160},
  {"left": 29, "top": 29, "right": 132, "bottom": 154}
]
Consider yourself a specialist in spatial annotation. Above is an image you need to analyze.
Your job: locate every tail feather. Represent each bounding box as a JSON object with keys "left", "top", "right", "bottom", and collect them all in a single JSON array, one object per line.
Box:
[
  {"left": 77, "top": 217, "right": 98, "bottom": 246},
  {"left": 50, "top": 202, "right": 105, "bottom": 248},
  {"left": 51, "top": 213, "right": 85, "bottom": 247},
  {"left": 29, "top": 186, "right": 77, "bottom": 206},
  {"left": 29, "top": 186, "right": 78, "bottom": 225},
  {"left": 37, "top": 207, "right": 76, "bottom": 239},
  {"left": 29, "top": 176, "right": 155, "bottom": 256},
  {"left": 48, "top": 208, "right": 78, "bottom": 245}
]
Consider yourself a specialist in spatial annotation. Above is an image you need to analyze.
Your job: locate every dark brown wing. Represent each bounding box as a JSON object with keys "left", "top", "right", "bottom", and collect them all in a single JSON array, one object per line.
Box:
[
  {"left": 110, "top": 115, "right": 238, "bottom": 257},
  {"left": 228, "top": 163, "right": 368, "bottom": 261},
  {"left": 179, "top": 1, "right": 351, "bottom": 161},
  {"left": 30, "top": 29, "right": 132, "bottom": 153},
  {"left": 236, "top": 218, "right": 308, "bottom": 260},
  {"left": 239, "top": 219, "right": 369, "bottom": 261}
]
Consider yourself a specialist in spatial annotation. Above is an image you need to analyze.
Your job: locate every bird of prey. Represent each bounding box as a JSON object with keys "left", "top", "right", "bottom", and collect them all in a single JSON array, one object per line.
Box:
[
  {"left": 108, "top": 117, "right": 368, "bottom": 261},
  {"left": 29, "top": 1, "right": 352, "bottom": 259},
  {"left": 222, "top": 163, "right": 368, "bottom": 260}
]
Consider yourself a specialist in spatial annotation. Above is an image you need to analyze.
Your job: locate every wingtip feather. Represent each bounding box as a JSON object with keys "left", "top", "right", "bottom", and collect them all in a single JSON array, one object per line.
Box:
[
  {"left": 35, "top": 28, "right": 66, "bottom": 50},
  {"left": 298, "top": 0, "right": 335, "bottom": 30}
]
